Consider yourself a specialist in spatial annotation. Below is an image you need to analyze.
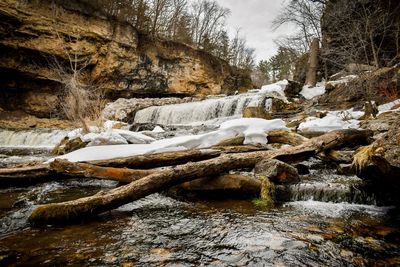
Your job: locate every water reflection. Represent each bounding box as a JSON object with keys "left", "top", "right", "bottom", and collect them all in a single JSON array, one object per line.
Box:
[{"left": 0, "top": 184, "right": 399, "bottom": 266}]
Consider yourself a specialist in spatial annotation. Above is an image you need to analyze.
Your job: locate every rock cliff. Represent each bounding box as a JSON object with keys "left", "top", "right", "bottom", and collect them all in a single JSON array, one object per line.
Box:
[{"left": 0, "top": 0, "right": 251, "bottom": 118}]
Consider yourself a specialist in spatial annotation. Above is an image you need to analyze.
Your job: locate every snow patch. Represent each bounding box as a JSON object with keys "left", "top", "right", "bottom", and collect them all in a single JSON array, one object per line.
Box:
[
  {"left": 152, "top": 126, "right": 165, "bottom": 133},
  {"left": 298, "top": 109, "right": 362, "bottom": 133},
  {"left": 300, "top": 82, "right": 326, "bottom": 100},
  {"left": 378, "top": 99, "right": 400, "bottom": 113},
  {"left": 66, "top": 122, "right": 155, "bottom": 147},
  {"left": 326, "top": 75, "right": 358, "bottom": 87}
]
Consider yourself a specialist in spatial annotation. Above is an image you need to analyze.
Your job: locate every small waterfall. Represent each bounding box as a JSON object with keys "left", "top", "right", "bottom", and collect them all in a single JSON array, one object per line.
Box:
[
  {"left": 276, "top": 181, "right": 376, "bottom": 205},
  {"left": 0, "top": 129, "right": 68, "bottom": 148},
  {"left": 134, "top": 92, "right": 267, "bottom": 125}
]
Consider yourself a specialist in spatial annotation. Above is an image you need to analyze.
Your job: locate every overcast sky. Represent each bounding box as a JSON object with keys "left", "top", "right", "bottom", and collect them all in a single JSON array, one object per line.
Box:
[{"left": 214, "top": 0, "right": 295, "bottom": 63}]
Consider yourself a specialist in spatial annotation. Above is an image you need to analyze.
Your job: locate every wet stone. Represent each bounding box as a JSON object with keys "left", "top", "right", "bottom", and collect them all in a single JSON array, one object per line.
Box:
[{"left": 255, "top": 159, "right": 300, "bottom": 184}]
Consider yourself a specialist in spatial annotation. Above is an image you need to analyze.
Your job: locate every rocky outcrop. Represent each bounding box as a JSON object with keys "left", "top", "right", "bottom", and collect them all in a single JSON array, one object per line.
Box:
[
  {"left": 318, "top": 65, "right": 400, "bottom": 109},
  {"left": 0, "top": 0, "right": 251, "bottom": 118},
  {"left": 354, "top": 116, "right": 400, "bottom": 204}
]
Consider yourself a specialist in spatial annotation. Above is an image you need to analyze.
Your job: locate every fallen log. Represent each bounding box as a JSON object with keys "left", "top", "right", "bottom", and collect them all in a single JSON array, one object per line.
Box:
[
  {"left": 0, "top": 165, "right": 52, "bottom": 185},
  {"left": 29, "top": 129, "right": 372, "bottom": 225},
  {"left": 267, "top": 130, "right": 309, "bottom": 146},
  {"left": 50, "top": 160, "right": 154, "bottom": 183},
  {"left": 0, "top": 146, "right": 265, "bottom": 185},
  {"left": 88, "top": 146, "right": 265, "bottom": 168}
]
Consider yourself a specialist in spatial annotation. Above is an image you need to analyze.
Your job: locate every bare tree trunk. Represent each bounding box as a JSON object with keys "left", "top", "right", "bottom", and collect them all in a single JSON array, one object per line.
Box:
[
  {"left": 28, "top": 129, "right": 372, "bottom": 225},
  {"left": 306, "top": 38, "right": 319, "bottom": 87}
]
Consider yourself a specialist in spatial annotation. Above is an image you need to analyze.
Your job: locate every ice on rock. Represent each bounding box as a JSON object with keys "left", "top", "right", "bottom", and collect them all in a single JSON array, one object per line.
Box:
[{"left": 54, "top": 118, "right": 288, "bottom": 162}]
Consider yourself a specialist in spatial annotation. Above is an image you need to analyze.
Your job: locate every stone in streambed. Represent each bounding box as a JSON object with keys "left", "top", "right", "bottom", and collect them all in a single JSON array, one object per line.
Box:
[
  {"left": 254, "top": 159, "right": 300, "bottom": 184},
  {"left": 51, "top": 137, "right": 89, "bottom": 156},
  {"left": 337, "top": 164, "right": 355, "bottom": 175}
]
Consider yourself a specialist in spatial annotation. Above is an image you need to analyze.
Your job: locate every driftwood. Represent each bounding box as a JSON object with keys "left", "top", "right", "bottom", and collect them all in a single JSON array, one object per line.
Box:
[{"left": 29, "top": 129, "right": 372, "bottom": 225}]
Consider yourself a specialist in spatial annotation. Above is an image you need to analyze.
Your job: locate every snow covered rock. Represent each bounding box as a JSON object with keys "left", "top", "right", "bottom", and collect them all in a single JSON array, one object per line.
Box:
[
  {"left": 298, "top": 109, "right": 363, "bottom": 133},
  {"left": 300, "top": 82, "right": 326, "bottom": 100}
]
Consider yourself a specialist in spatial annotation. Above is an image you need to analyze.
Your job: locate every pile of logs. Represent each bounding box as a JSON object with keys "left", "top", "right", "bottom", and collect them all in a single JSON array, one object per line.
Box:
[{"left": 0, "top": 129, "right": 372, "bottom": 225}]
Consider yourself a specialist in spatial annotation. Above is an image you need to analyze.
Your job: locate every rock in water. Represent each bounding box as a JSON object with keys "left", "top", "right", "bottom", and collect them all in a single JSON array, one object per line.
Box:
[
  {"left": 254, "top": 159, "right": 300, "bottom": 184},
  {"left": 52, "top": 137, "right": 89, "bottom": 156}
]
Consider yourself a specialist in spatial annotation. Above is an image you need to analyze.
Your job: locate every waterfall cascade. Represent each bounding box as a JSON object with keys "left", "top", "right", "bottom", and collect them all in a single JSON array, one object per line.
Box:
[
  {"left": 0, "top": 129, "right": 68, "bottom": 148},
  {"left": 134, "top": 92, "right": 270, "bottom": 125}
]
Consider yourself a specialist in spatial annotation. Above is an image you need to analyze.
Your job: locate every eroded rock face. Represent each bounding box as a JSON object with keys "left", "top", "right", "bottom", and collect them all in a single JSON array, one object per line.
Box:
[{"left": 0, "top": 0, "right": 251, "bottom": 118}]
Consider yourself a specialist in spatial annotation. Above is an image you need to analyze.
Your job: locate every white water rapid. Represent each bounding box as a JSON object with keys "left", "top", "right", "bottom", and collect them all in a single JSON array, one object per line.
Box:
[
  {"left": 0, "top": 129, "right": 68, "bottom": 148},
  {"left": 134, "top": 92, "right": 274, "bottom": 125}
]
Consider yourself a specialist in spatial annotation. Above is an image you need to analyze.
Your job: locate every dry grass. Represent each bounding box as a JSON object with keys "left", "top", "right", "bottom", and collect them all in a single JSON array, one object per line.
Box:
[{"left": 51, "top": 32, "right": 107, "bottom": 133}]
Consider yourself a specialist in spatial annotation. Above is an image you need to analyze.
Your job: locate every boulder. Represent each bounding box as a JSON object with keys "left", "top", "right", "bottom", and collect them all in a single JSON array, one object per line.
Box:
[
  {"left": 284, "top": 80, "right": 303, "bottom": 98},
  {"left": 242, "top": 107, "right": 272, "bottom": 120},
  {"left": 254, "top": 159, "right": 300, "bottom": 184}
]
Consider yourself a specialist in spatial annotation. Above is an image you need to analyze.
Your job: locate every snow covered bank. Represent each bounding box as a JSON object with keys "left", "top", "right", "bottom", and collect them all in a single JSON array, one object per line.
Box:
[
  {"left": 54, "top": 118, "right": 288, "bottom": 162},
  {"left": 298, "top": 109, "right": 363, "bottom": 133}
]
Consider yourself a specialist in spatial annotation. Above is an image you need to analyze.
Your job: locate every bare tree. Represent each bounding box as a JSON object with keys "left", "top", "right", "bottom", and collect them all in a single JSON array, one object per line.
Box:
[
  {"left": 189, "top": 0, "right": 230, "bottom": 49},
  {"left": 273, "top": 0, "right": 324, "bottom": 50}
]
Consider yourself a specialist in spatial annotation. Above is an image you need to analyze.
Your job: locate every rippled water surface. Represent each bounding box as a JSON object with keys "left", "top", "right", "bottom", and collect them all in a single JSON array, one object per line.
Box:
[{"left": 0, "top": 178, "right": 399, "bottom": 266}]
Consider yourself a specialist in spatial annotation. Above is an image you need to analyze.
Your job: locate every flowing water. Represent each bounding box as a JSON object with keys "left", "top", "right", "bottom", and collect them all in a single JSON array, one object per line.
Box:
[
  {"left": 0, "top": 158, "right": 399, "bottom": 266},
  {"left": 134, "top": 92, "right": 270, "bottom": 126},
  {"left": 1, "top": 99, "right": 400, "bottom": 265},
  {"left": 0, "top": 129, "right": 68, "bottom": 168}
]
